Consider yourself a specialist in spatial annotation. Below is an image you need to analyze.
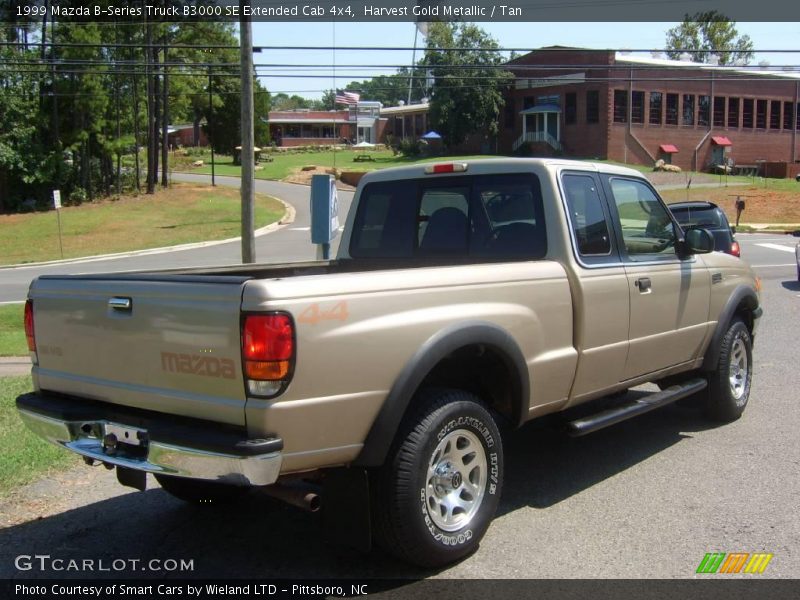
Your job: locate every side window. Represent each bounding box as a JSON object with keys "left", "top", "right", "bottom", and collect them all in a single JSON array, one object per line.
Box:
[
  {"left": 608, "top": 178, "right": 677, "bottom": 260},
  {"left": 562, "top": 174, "right": 611, "bottom": 256}
]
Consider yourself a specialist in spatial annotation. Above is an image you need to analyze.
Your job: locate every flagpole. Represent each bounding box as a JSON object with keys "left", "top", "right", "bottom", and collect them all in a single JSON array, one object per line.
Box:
[{"left": 408, "top": 26, "right": 418, "bottom": 106}]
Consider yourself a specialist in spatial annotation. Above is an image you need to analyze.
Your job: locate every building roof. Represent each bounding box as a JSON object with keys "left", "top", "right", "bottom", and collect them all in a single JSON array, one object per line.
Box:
[
  {"left": 381, "top": 102, "right": 430, "bottom": 116},
  {"left": 614, "top": 52, "right": 800, "bottom": 80},
  {"left": 268, "top": 118, "right": 349, "bottom": 124},
  {"left": 520, "top": 104, "right": 561, "bottom": 114}
]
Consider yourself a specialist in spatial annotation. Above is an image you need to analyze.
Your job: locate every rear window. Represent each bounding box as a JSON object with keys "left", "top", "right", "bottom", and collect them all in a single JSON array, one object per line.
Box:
[
  {"left": 349, "top": 174, "right": 547, "bottom": 260},
  {"left": 669, "top": 205, "right": 724, "bottom": 228}
]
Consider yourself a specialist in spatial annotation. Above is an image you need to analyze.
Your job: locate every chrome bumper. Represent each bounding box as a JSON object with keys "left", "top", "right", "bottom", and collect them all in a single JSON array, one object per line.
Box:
[{"left": 18, "top": 409, "right": 282, "bottom": 487}]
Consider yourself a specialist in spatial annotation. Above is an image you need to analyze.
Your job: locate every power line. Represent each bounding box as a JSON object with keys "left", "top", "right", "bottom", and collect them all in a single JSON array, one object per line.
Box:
[{"left": 3, "top": 40, "right": 800, "bottom": 53}]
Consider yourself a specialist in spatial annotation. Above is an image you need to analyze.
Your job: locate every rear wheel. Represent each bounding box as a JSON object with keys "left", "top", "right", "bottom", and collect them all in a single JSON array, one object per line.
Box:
[
  {"left": 371, "top": 389, "right": 503, "bottom": 568},
  {"left": 706, "top": 318, "right": 753, "bottom": 421},
  {"left": 155, "top": 474, "right": 249, "bottom": 505}
]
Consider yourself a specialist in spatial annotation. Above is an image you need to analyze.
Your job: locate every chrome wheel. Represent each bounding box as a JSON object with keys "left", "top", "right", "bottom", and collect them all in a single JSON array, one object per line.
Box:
[
  {"left": 425, "top": 429, "right": 487, "bottom": 532},
  {"left": 728, "top": 337, "right": 748, "bottom": 401}
]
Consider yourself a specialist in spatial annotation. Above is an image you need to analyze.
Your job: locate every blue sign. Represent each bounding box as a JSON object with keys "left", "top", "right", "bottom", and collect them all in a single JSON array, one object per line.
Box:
[{"left": 310, "top": 174, "right": 340, "bottom": 245}]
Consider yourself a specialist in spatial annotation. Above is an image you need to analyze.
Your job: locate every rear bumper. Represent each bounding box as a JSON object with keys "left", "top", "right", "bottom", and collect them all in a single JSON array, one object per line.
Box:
[{"left": 16, "top": 392, "right": 283, "bottom": 487}]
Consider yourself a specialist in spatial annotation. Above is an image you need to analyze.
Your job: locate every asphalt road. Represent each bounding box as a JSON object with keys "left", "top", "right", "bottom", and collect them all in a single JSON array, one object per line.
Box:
[{"left": 1, "top": 182, "right": 799, "bottom": 580}]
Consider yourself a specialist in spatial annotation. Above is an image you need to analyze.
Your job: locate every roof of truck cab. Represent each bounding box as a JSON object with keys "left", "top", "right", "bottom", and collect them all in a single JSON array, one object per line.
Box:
[{"left": 356, "top": 158, "right": 644, "bottom": 186}]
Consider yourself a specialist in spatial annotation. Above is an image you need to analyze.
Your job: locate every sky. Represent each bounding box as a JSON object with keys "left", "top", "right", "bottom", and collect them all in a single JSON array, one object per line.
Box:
[{"left": 250, "top": 22, "right": 800, "bottom": 101}]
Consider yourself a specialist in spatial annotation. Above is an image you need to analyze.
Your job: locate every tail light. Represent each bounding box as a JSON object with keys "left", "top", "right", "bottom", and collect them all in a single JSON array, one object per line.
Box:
[
  {"left": 242, "top": 313, "right": 295, "bottom": 397},
  {"left": 424, "top": 162, "right": 468, "bottom": 174},
  {"left": 24, "top": 299, "right": 36, "bottom": 353},
  {"left": 730, "top": 241, "right": 741, "bottom": 258}
]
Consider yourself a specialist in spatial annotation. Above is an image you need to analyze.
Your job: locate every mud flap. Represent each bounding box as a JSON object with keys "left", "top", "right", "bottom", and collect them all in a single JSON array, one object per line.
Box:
[
  {"left": 322, "top": 468, "right": 371, "bottom": 552},
  {"left": 116, "top": 466, "right": 147, "bottom": 491}
]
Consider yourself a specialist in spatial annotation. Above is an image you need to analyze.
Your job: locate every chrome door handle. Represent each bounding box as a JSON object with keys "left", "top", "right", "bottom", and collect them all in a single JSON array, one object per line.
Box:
[
  {"left": 635, "top": 278, "right": 652, "bottom": 292},
  {"left": 108, "top": 297, "right": 132, "bottom": 311}
]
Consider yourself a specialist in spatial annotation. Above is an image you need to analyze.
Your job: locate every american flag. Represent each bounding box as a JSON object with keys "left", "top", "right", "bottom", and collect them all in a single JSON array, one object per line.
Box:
[{"left": 335, "top": 90, "right": 360, "bottom": 105}]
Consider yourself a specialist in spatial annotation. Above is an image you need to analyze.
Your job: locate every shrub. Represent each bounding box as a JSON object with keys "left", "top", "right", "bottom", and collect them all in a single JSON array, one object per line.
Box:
[
  {"left": 67, "top": 187, "right": 88, "bottom": 206},
  {"left": 398, "top": 138, "right": 423, "bottom": 157}
]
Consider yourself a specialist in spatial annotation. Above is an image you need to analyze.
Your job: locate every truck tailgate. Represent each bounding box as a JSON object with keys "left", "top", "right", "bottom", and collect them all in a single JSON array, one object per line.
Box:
[{"left": 29, "top": 274, "right": 249, "bottom": 426}]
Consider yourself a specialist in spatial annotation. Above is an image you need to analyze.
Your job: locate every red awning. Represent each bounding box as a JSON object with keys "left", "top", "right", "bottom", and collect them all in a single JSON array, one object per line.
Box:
[
  {"left": 659, "top": 144, "right": 679, "bottom": 153},
  {"left": 711, "top": 136, "right": 732, "bottom": 146}
]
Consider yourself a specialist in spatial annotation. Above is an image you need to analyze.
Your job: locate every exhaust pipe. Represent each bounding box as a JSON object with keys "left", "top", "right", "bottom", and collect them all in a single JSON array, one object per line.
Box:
[{"left": 261, "top": 483, "right": 321, "bottom": 513}]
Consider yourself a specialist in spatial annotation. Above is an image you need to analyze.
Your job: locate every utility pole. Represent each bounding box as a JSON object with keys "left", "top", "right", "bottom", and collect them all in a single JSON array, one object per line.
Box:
[
  {"left": 161, "top": 40, "right": 169, "bottom": 188},
  {"left": 240, "top": 2, "right": 256, "bottom": 264},
  {"left": 208, "top": 66, "right": 215, "bottom": 186}
]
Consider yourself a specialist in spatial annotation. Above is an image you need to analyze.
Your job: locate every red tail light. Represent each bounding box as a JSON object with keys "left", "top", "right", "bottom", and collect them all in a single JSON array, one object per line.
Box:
[
  {"left": 242, "top": 313, "right": 294, "bottom": 397},
  {"left": 730, "top": 241, "right": 741, "bottom": 258},
  {"left": 424, "top": 162, "right": 468, "bottom": 174},
  {"left": 24, "top": 299, "right": 36, "bottom": 352}
]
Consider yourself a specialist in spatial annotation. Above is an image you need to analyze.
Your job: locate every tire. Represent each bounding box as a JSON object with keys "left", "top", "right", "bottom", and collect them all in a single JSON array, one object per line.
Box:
[
  {"left": 371, "top": 389, "right": 503, "bottom": 568},
  {"left": 155, "top": 474, "right": 250, "bottom": 505},
  {"left": 706, "top": 318, "right": 753, "bottom": 422}
]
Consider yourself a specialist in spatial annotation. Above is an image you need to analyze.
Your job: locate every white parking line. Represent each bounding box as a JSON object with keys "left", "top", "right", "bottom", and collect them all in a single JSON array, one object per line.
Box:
[
  {"left": 741, "top": 237, "right": 794, "bottom": 244},
  {"left": 756, "top": 243, "right": 796, "bottom": 253},
  {"left": 752, "top": 263, "right": 796, "bottom": 268}
]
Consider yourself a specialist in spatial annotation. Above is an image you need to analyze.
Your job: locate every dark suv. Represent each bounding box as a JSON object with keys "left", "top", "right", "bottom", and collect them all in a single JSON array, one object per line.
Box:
[{"left": 668, "top": 201, "right": 740, "bottom": 257}]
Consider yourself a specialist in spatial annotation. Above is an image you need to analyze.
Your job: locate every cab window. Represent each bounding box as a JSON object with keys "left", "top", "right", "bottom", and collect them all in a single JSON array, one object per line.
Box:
[
  {"left": 607, "top": 178, "right": 677, "bottom": 260},
  {"left": 562, "top": 174, "right": 611, "bottom": 256}
]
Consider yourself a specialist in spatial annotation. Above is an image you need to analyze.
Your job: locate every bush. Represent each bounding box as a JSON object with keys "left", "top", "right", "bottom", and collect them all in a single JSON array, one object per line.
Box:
[
  {"left": 67, "top": 187, "right": 88, "bottom": 206},
  {"left": 398, "top": 138, "right": 423, "bottom": 157}
]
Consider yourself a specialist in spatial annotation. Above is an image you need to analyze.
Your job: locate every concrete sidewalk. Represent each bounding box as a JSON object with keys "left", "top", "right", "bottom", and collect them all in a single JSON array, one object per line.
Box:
[{"left": 0, "top": 357, "right": 31, "bottom": 377}]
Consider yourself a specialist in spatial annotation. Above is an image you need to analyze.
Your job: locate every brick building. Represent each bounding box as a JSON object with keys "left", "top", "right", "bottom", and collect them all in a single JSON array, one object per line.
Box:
[
  {"left": 381, "top": 102, "right": 430, "bottom": 141},
  {"left": 167, "top": 124, "right": 209, "bottom": 148},
  {"left": 499, "top": 47, "right": 800, "bottom": 172},
  {"left": 267, "top": 102, "right": 386, "bottom": 147}
]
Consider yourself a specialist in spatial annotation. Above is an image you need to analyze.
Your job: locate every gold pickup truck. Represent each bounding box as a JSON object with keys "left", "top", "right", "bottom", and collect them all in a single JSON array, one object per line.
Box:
[{"left": 17, "top": 159, "right": 761, "bottom": 567}]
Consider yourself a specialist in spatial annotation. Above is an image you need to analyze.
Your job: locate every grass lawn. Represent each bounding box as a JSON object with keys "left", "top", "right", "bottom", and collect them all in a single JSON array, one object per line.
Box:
[
  {"left": 0, "top": 376, "right": 74, "bottom": 494},
  {"left": 173, "top": 149, "right": 495, "bottom": 181},
  {"left": 0, "top": 184, "right": 285, "bottom": 266},
  {"left": 0, "top": 304, "right": 26, "bottom": 357}
]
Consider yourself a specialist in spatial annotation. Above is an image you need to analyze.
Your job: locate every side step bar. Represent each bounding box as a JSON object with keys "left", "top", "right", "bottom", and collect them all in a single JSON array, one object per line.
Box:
[{"left": 567, "top": 378, "right": 708, "bottom": 437}]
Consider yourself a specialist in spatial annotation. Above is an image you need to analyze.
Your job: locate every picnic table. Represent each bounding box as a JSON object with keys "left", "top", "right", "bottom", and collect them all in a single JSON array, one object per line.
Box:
[{"left": 353, "top": 141, "right": 376, "bottom": 162}]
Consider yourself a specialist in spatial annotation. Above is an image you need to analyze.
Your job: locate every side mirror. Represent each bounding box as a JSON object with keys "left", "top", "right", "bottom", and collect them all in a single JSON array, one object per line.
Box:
[
  {"left": 683, "top": 227, "right": 715, "bottom": 254},
  {"left": 730, "top": 226, "right": 736, "bottom": 235}
]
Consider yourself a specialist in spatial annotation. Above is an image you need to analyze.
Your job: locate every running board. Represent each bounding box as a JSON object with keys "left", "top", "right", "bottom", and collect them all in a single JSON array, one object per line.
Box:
[{"left": 567, "top": 378, "right": 708, "bottom": 437}]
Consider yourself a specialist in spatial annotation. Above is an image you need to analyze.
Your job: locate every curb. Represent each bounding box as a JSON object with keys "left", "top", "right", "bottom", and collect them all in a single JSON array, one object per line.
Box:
[
  {"left": 0, "top": 198, "right": 296, "bottom": 271},
  {"left": 0, "top": 357, "right": 31, "bottom": 378}
]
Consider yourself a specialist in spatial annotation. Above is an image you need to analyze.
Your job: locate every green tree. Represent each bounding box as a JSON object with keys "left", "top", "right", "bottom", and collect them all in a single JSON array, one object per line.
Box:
[
  {"left": 318, "top": 89, "right": 337, "bottom": 111},
  {"left": 665, "top": 12, "right": 754, "bottom": 66},
  {"left": 345, "top": 69, "right": 425, "bottom": 107},
  {"left": 421, "top": 23, "right": 512, "bottom": 148},
  {"left": 271, "top": 93, "right": 315, "bottom": 111},
  {"left": 0, "top": 47, "right": 50, "bottom": 211}
]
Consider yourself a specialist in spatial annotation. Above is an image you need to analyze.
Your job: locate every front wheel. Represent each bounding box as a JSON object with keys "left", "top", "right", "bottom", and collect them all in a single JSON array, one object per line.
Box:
[
  {"left": 706, "top": 318, "right": 753, "bottom": 421},
  {"left": 371, "top": 389, "right": 503, "bottom": 568}
]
